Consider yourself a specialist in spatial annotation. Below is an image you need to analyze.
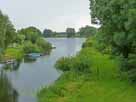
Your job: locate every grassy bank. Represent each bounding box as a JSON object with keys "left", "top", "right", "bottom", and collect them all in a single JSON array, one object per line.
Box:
[
  {"left": 3, "top": 47, "right": 24, "bottom": 61},
  {"left": 0, "top": 38, "right": 52, "bottom": 62},
  {"left": 38, "top": 39, "right": 136, "bottom": 102}
]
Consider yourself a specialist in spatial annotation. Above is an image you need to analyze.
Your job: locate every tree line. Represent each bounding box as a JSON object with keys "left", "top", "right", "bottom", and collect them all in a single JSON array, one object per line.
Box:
[{"left": 43, "top": 26, "right": 97, "bottom": 37}]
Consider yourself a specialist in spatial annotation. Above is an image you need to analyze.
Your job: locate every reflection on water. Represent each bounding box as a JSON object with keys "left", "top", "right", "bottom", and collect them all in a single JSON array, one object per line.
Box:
[
  {"left": 24, "top": 57, "right": 37, "bottom": 63},
  {"left": 3, "top": 57, "right": 37, "bottom": 72},
  {"left": 0, "top": 71, "right": 18, "bottom": 102},
  {"left": 3, "top": 61, "right": 21, "bottom": 71}
]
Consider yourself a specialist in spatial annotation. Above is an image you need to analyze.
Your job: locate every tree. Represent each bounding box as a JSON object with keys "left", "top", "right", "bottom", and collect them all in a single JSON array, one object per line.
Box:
[
  {"left": 89, "top": 0, "right": 136, "bottom": 81},
  {"left": 78, "top": 25, "right": 97, "bottom": 37},
  {"left": 15, "top": 34, "right": 25, "bottom": 44},
  {"left": 66, "top": 28, "right": 75, "bottom": 37},
  {"left": 0, "top": 10, "right": 16, "bottom": 48},
  {"left": 89, "top": 0, "right": 136, "bottom": 58},
  {"left": 18, "top": 26, "right": 42, "bottom": 44},
  {"left": 43, "top": 29, "right": 53, "bottom": 37}
]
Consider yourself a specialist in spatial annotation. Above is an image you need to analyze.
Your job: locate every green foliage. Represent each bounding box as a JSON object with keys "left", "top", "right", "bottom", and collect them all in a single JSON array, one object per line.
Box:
[
  {"left": 17, "top": 27, "right": 52, "bottom": 54},
  {"left": 15, "top": 34, "right": 25, "bottom": 44},
  {"left": 121, "top": 55, "right": 136, "bottom": 82},
  {"left": 36, "top": 38, "right": 52, "bottom": 53},
  {"left": 23, "top": 41, "right": 40, "bottom": 54},
  {"left": 66, "top": 28, "right": 76, "bottom": 37},
  {"left": 82, "top": 38, "right": 93, "bottom": 48},
  {"left": 90, "top": 0, "right": 136, "bottom": 58},
  {"left": 90, "top": 0, "right": 136, "bottom": 81},
  {"left": 78, "top": 25, "right": 97, "bottom": 37},
  {"left": 55, "top": 53, "right": 91, "bottom": 73},
  {"left": 18, "top": 26, "right": 42, "bottom": 44},
  {"left": 55, "top": 57, "right": 73, "bottom": 71},
  {"left": 0, "top": 10, "right": 16, "bottom": 48},
  {"left": 3, "top": 47, "right": 24, "bottom": 61},
  {"left": 23, "top": 38, "right": 52, "bottom": 54},
  {"left": 73, "top": 54, "right": 91, "bottom": 73},
  {"left": 43, "top": 29, "right": 53, "bottom": 37}
]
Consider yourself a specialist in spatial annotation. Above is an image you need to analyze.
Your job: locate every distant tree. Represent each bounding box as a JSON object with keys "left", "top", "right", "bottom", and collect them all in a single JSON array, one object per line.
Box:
[
  {"left": 78, "top": 25, "right": 97, "bottom": 37},
  {"left": 43, "top": 29, "right": 53, "bottom": 37},
  {"left": 66, "top": 28, "right": 75, "bottom": 37}
]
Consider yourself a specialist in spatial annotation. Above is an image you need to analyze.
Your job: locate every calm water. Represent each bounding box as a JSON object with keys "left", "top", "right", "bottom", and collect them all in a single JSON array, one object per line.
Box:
[{"left": 0, "top": 38, "right": 85, "bottom": 102}]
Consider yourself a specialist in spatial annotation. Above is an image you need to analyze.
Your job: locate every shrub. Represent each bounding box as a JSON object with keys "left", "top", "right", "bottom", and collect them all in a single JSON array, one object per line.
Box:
[
  {"left": 72, "top": 55, "right": 91, "bottom": 73},
  {"left": 55, "top": 57, "right": 73, "bottom": 72},
  {"left": 55, "top": 54, "right": 91, "bottom": 73},
  {"left": 36, "top": 38, "right": 52, "bottom": 53},
  {"left": 23, "top": 41, "right": 40, "bottom": 54}
]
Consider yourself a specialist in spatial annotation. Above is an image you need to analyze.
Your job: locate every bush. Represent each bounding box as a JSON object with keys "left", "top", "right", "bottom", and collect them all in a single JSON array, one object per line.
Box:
[
  {"left": 55, "top": 57, "right": 74, "bottom": 72},
  {"left": 36, "top": 38, "right": 52, "bottom": 53},
  {"left": 55, "top": 54, "right": 91, "bottom": 73},
  {"left": 72, "top": 55, "right": 91, "bottom": 73},
  {"left": 23, "top": 41, "right": 40, "bottom": 54}
]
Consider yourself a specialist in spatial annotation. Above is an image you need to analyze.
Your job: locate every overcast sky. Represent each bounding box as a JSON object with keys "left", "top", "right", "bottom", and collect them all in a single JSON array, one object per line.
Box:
[{"left": 0, "top": 0, "right": 92, "bottom": 32}]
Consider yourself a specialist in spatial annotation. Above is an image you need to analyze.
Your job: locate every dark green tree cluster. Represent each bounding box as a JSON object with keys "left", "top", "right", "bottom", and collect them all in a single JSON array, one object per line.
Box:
[
  {"left": 66, "top": 28, "right": 76, "bottom": 37},
  {"left": 78, "top": 25, "right": 97, "bottom": 37},
  {"left": 89, "top": 0, "right": 136, "bottom": 81},
  {"left": 18, "top": 26, "right": 42, "bottom": 44},
  {"left": 18, "top": 27, "right": 51, "bottom": 54},
  {"left": 43, "top": 29, "right": 53, "bottom": 37}
]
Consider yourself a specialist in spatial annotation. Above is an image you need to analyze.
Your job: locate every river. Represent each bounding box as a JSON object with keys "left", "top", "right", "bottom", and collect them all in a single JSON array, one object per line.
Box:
[{"left": 0, "top": 38, "right": 85, "bottom": 102}]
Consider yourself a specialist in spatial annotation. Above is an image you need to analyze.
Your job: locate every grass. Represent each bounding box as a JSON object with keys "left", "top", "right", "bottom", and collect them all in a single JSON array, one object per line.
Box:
[
  {"left": 38, "top": 43, "right": 136, "bottom": 102},
  {"left": 3, "top": 47, "right": 24, "bottom": 61}
]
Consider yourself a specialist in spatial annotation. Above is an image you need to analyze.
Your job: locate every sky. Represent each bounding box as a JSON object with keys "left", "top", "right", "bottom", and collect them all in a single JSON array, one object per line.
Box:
[{"left": 0, "top": 0, "right": 92, "bottom": 32}]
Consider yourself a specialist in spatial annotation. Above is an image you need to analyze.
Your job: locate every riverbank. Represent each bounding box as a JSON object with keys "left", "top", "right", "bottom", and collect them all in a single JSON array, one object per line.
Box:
[
  {"left": 0, "top": 38, "right": 52, "bottom": 63},
  {"left": 38, "top": 38, "right": 136, "bottom": 102}
]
